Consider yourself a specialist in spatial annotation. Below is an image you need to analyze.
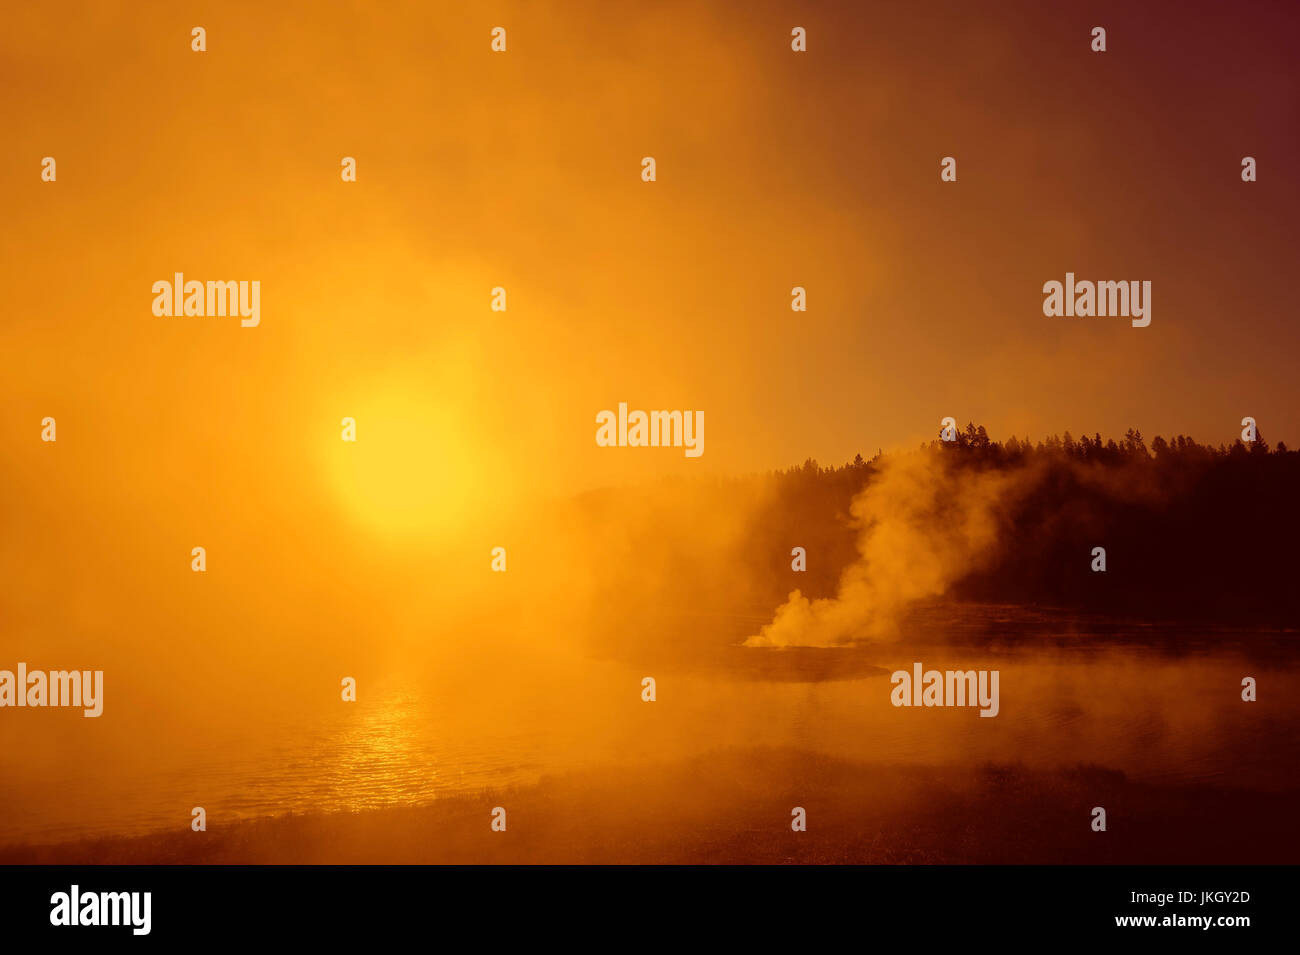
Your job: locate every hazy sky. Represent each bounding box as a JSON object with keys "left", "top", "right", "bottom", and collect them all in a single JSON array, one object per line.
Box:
[
  {"left": 4, "top": 1, "right": 1297, "bottom": 497},
  {"left": 2, "top": 0, "right": 1297, "bottom": 516}
]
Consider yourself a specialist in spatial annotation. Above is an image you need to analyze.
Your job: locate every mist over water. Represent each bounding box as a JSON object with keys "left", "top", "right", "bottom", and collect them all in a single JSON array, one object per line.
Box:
[
  {"left": 3, "top": 414, "right": 1297, "bottom": 856},
  {"left": 4, "top": 607, "right": 1294, "bottom": 847}
]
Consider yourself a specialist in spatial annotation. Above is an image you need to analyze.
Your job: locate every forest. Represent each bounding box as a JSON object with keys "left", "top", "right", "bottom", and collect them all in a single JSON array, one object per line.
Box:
[
  {"left": 571, "top": 424, "right": 1299, "bottom": 657},
  {"left": 769, "top": 423, "right": 1298, "bottom": 627}
]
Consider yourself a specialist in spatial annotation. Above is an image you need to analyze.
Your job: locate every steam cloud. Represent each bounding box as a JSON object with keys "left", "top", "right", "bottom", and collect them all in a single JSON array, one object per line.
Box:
[{"left": 746, "top": 451, "right": 1035, "bottom": 647}]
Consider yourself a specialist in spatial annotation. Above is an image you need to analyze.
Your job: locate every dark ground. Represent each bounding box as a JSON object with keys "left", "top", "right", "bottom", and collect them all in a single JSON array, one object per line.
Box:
[{"left": 3, "top": 748, "right": 1295, "bottom": 864}]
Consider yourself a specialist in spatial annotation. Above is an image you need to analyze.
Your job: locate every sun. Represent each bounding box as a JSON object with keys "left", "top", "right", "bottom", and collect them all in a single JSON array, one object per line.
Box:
[{"left": 327, "top": 388, "right": 482, "bottom": 540}]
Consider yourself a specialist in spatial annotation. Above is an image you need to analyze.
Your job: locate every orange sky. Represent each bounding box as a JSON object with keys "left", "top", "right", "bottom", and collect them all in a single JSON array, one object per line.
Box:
[{"left": 4, "top": 0, "right": 1297, "bottom": 509}]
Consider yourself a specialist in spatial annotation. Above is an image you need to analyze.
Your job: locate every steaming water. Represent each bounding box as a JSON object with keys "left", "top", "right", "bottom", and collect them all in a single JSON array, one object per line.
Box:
[{"left": 1, "top": 610, "right": 1296, "bottom": 847}]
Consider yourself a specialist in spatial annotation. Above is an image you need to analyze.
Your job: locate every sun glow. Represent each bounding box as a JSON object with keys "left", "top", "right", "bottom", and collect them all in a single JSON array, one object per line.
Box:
[{"left": 327, "top": 386, "right": 485, "bottom": 539}]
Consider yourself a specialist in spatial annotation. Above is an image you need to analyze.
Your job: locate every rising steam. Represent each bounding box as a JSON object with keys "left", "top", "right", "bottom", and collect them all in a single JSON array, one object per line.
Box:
[{"left": 746, "top": 450, "right": 1036, "bottom": 647}]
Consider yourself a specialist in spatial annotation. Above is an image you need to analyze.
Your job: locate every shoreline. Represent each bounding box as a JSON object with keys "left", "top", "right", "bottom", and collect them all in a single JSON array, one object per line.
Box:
[{"left": 4, "top": 748, "right": 1296, "bottom": 865}]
